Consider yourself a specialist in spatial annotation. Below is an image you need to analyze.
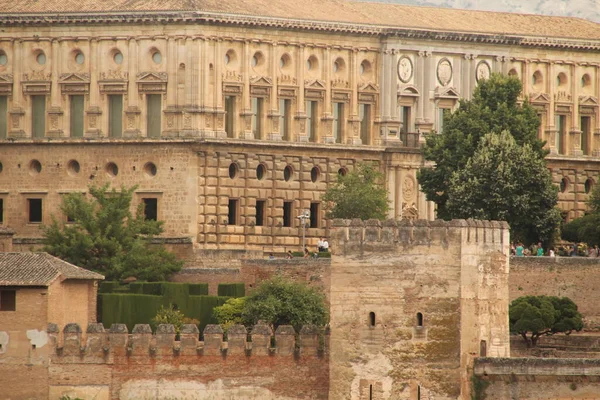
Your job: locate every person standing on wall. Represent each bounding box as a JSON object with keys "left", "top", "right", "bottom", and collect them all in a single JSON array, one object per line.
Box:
[
  {"left": 322, "top": 238, "right": 329, "bottom": 253},
  {"left": 317, "top": 238, "right": 325, "bottom": 252}
]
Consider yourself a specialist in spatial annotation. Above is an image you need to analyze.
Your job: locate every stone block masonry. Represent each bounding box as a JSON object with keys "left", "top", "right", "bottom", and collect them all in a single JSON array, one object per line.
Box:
[{"left": 0, "top": 322, "right": 329, "bottom": 400}]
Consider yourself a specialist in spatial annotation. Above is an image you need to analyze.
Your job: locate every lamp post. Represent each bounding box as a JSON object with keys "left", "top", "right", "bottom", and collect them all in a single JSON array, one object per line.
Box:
[{"left": 298, "top": 209, "right": 310, "bottom": 251}]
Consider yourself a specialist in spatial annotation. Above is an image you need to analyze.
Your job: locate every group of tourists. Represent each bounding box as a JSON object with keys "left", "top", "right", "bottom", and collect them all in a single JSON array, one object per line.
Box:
[{"left": 511, "top": 242, "right": 600, "bottom": 257}]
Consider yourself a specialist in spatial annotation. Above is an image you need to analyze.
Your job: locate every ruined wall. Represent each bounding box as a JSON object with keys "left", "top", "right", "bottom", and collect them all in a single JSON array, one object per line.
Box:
[
  {"left": 0, "top": 322, "right": 329, "bottom": 400},
  {"left": 510, "top": 257, "right": 600, "bottom": 328},
  {"left": 328, "top": 219, "right": 509, "bottom": 400},
  {"left": 474, "top": 358, "right": 600, "bottom": 399}
]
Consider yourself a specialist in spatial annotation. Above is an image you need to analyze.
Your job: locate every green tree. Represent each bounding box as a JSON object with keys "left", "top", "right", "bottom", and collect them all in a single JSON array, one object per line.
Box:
[
  {"left": 213, "top": 297, "right": 246, "bottom": 333},
  {"left": 446, "top": 131, "right": 561, "bottom": 244},
  {"left": 322, "top": 162, "right": 389, "bottom": 220},
  {"left": 418, "top": 73, "right": 546, "bottom": 220},
  {"left": 42, "top": 184, "right": 183, "bottom": 281},
  {"left": 240, "top": 277, "right": 328, "bottom": 331},
  {"left": 509, "top": 295, "right": 583, "bottom": 347},
  {"left": 561, "top": 183, "right": 600, "bottom": 246}
]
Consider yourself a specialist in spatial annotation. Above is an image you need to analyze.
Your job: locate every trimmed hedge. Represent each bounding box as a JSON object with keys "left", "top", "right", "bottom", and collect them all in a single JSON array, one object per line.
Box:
[
  {"left": 188, "top": 283, "right": 209, "bottom": 296},
  {"left": 128, "top": 282, "right": 143, "bottom": 294},
  {"left": 100, "top": 294, "right": 163, "bottom": 331},
  {"left": 99, "top": 281, "right": 121, "bottom": 293},
  {"left": 141, "top": 282, "right": 164, "bottom": 296},
  {"left": 291, "top": 251, "right": 331, "bottom": 258},
  {"left": 217, "top": 283, "right": 246, "bottom": 298}
]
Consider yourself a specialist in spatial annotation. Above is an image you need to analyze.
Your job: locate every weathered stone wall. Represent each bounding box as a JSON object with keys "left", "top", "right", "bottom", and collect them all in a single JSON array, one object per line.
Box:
[
  {"left": 328, "top": 219, "right": 510, "bottom": 400},
  {"left": 474, "top": 358, "right": 600, "bottom": 399},
  {"left": 510, "top": 256, "right": 600, "bottom": 328},
  {"left": 0, "top": 323, "right": 329, "bottom": 400}
]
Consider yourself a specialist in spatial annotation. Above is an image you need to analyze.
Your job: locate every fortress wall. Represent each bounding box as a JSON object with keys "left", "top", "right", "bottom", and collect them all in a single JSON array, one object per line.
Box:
[
  {"left": 0, "top": 322, "right": 329, "bottom": 400},
  {"left": 328, "top": 219, "right": 509, "bottom": 400},
  {"left": 510, "top": 257, "right": 600, "bottom": 328}
]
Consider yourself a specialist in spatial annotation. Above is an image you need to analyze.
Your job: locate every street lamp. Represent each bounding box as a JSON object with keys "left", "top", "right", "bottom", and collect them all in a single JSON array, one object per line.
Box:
[{"left": 297, "top": 209, "right": 310, "bottom": 251}]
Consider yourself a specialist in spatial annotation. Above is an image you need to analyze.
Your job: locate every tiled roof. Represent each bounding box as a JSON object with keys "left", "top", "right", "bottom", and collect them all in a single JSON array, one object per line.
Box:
[
  {"left": 0, "top": 0, "right": 598, "bottom": 41},
  {"left": 0, "top": 252, "right": 104, "bottom": 286}
]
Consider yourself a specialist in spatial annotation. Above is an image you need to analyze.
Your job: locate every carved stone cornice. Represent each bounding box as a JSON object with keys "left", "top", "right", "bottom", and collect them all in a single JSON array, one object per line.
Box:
[
  {"left": 99, "top": 70, "right": 128, "bottom": 81},
  {"left": 22, "top": 71, "right": 51, "bottom": 82},
  {"left": 59, "top": 73, "right": 90, "bottom": 94},
  {"left": 0, "top": 73, "right": 13, "bottom": 95},
  {"left": 136, "top": 72, "right": 168, "bottom": 93},
  {"left": 277, "top": 75, "right": 297, "bottom": 86}
]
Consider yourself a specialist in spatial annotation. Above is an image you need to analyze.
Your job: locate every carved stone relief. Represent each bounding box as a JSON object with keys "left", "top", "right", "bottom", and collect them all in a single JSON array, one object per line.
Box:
[
  {"left": 402, "top": 176, "right": 415, "bottom": 201},
  {"left": 476, "top": 60, "right": 491, "bottom": 83},
  {"left": 397, "top": 56, "right": 413, "bottom": 83},
  {"left": 437, "top": 58, "right": 453, "bottom": 86}
]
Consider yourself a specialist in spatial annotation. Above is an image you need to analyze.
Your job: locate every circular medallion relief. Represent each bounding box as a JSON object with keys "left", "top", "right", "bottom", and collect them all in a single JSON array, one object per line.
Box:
[
  {"left": 476, "top": 60, "right": 491, "bottom": 83},
  {"left": 397, "top": 56, "right": 413, "bottom": 83},
  {"left": 402, "top": 176, "right": 415, "bottom": 201},
  {"left": 437, "top": 58, "right": 453, "bottom": 86}
]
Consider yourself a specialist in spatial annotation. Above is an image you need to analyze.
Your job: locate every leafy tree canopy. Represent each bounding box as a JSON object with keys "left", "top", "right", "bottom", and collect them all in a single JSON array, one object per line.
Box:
[
  {"left": 214, "top": 277, "right": 329, "bottom": 332},
  {"left": 562, "top": 184, "right": 600, "bottom": 246},
  {"left": 42, "top": 184, "right": 183, "bottom": 281},
  {"left": 322, "top": 162, "right": 389, "bottom": 220},
  {"left": 418, "top": 73, "right": 546, "bottom": 221},
  {"left": 509, "top": 295, "right": 583, "bottom": 347},
  {"left": 446, "top": 131, "right": 561, "bottom": 244}
]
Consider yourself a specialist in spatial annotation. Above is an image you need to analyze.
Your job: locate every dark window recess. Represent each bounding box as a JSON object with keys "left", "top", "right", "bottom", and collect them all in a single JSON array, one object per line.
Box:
[
  {"left": 0, "top": 198, "right": 3, "bottom": 224},
  {"left": 28, "top": 199, "right": 42, "bottom": 223},
  {"left": 228, "top": 199, "right": 239, "bottom": 225},
  {"left": 369, "top": 312, "right": 375, "bottom": 327},
  {"left": 142, "top": 198, "right": 158, "bottom": 221},
  {"left": 310, "top": 202, "right": 319, "bottom": 228},
  {"left": 417, "top": 312, "right": 424, "bottom": 327},
  {"left": 255, "top": 200, "right": 266, "bottom": 227},
  {"left": 0, "top": 290, "right": 16, "bottom": 311},
  {"left": 283, "top": 201, "right": 293, "bottom": 227}
]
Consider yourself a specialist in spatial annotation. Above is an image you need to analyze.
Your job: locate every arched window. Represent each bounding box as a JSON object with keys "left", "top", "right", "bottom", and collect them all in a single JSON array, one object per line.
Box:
[
  {"left": 369, "top": 312, "right": 375, "bottom": 327},
  {"left": 416, "top": 312, "right": 423, "bottom": 327}
]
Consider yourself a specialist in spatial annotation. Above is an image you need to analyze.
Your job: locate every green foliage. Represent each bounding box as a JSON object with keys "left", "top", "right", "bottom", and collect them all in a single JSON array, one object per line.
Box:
[
  {"left": 445, "top": 131, "right": 561, "bottom": 245},
  {"left": 241, "top": 277, "right": 328, "bottom": 331},
  {"left": 471, "top": 374, "right": 489, "bottom": 400},
  {"left": 217, "top": 283, "right": 246, "bottom": 298},
  {"left": 152, "top": 304, "right": 187, "bottom": 333},
  {"left": 322, "top": 162, "right": 389, "bottom": 220},
  {"left": 562, "top": 184, "right": 600, "bottom": 246},
  {"left": 509, "top": 295, "right": 583, "bottom": 347},
  {"left": 99, "top": 281, "right": 120, "bottom": 293},
  {"left": 419, "top": 73, "right": 547, "bottom": 223},
  {"left": 188, "top": 283, "right": 209, "bottom": 296},
  {"left": 42, "top": 184, "right": 183, "bottom": 281},
  {"left": 213, "top": 297, "right": 247, "bottom": 332}
]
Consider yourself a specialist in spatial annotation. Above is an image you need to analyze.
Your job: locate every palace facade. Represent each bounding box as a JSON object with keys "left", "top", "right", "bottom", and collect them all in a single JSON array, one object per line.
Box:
[{"left": 0, "top": 0, "right": 598, "bottom": 250}]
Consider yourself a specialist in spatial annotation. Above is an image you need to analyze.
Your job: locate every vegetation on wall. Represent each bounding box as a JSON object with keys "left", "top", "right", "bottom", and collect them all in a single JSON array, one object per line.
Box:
[
  {"left": 217, "top": 283, "right": 246, "bottom": 297},
  {"left": 322, "top": 162, "right": 390, "bottom": 220},
  {"left": 509, "top": 295, "right": 583, "bottom": 347},
  {"left": 42, "top": 184, "right": 183, "bottom": 281},
  {"left": 562, "top": 183, "right": 600, "bottom": 246},
  {"left": 418, "top": 73, "right": 560, "bottom": 245}
]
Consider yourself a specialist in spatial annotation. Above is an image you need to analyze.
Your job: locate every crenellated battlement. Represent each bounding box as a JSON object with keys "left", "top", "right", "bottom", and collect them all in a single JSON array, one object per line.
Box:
[
  {"left": 46, "top": 321, "right": 327, "bottom": 362},
  {"left": 330, "top": 218, "right": 510, "bottom": 255}
]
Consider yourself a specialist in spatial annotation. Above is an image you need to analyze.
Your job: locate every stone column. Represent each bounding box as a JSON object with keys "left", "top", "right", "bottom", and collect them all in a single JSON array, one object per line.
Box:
[
  {"left": 85, "top": 38, "right": 101, "bottom": 138},
  {"left": 296, "top": 45, "right": 307, "bottom": 142},
  {"left": 241, "top": 40, "right": 253, "bottom": 139},
  {"left": 570, "top": 64, "right": 582, "bottom": 155},
  {"left": 423, "top": 52, "right": 433, "bottom": 125},
  {"left": 547, "top": 62, "right": 558, "bottom": 154},
  {"left": 415, "top": 51, "right": 425, "bottom": 125},
  {"left": 348, "top": 48, "right": 360, "bottom": 145},
  {"left": 322, "top": 46, "right": 334, "bottom": 143},
  {"left": 595, "top": 64, "right": 600, "bottom": 156},
  {"left": 268, "top": 42, "right": 281, "bottom": 141},
  {"left": 124, "top": 37, "right": 140, "bottom": 138}
]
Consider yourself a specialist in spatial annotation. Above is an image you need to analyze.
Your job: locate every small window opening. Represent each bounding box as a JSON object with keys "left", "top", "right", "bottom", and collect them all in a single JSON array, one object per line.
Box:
[
  {"left": 229, "top": 163, "right": 238, "bottom": 179},
  {"left": 480, "top": 339, "right": 487, "bottom": 357},
  {"left": 0, "top": 198, "right": 3, "bottom": 224},
  {"left": 28, "top": 198, "right": 42, "bottom": 223},
  {"left": 283, "top": 201, "right": 293, "bottom": 227},
  {"left": 369, "top": 384, "right": 373, "bottom": 400},
  {"left": 256, "top": 164, "right": 266, "bottom": 180},
  {"left": 284, "top": 165, "right": 293, "bottom": 182},
  {"left": 0, "top": 290, "right": 16, "bottom": 311},
  {"left": 369, "top": 312, "right": 375, "bottom": 327},
  {"left": 228, "top": 199, "right": 239, "bottom": 225},
  {"left": 417, "top": 385, "right": 421, "bottom": 400},
  {"left": 309, "top": 202, "right": 319, "bottom": 228},
  {"left": 142, "top": 198, "right": 158, "bottom": 221},
  {"left": 256, "top": 200, "right": 266, "bottom": 227},
  {"left": 417, "top": 312, "right": 423, "bottom": 327}
]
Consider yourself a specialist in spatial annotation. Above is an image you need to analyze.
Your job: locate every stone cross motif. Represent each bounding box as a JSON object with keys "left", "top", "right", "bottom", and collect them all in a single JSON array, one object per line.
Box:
[
  {"left": 397, "top": 56, "right": 413, "bottom": 83},
  {"left": 436, "top": 58, "right": 453, "bottom": 86},
  {"left": 476, "top": 61, "right": 491, "bottom": 83}
]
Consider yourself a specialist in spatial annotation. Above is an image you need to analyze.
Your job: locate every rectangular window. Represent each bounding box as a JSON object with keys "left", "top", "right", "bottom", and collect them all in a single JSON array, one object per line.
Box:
[
  {"left": 306, "top": 100, "right": 318, "bottom": 142},
  {"left": 32, "top": 95, "right": 46, "bottom": 138},
  {"left": 228, "top": 199, "right": 239, "bottom": 225},
  {"left": 400, "top": 106, "right": 412, "bottom": 133},
  {"left": 438, "top": 108, "right": 447, "bottom": 134},
  {"left": 108, "top": 95, "right": 123, "bottom": 138},
  {"left": 147, "top": 94, "right": 162, "bottom": 138},
  {"left": 0, "top": 95, "right": 7, "bottom": 139},
  {"left": 251, "top": 97, "right": 263, "bottom": 139},
  {"left": 255, "top": 200, "right": 266, "bottom": 227},
  {"left": 279, "top": 99, "right": 291, "bottom": 140},
  {"left": 359, "top": 103, "right": 371, "bottom": 145},
  {"left": 0, "top": 198, "right": 3, "bottom": 224},
  {"left": 69, "top": 95, "right": 84, "bottom": 138},
  {"left": 142, "top": 198, "right": 158, "bottom": 221},
  {"left": 556, "top": 115, "right": 566, "bottom": 155},
  {"left": 0, "top": 290, "right": 16, "bottom": 311},
  {"left": 225, "top": 96, "right": 236, "bottom": 138},
  {"left": 333, "top": 102, "right": 344, "bottom": 143},
  {"left": 283, "top": 201, "right": 293, "bottom": 228},
  {"left": 310, "top": 202, "right": 320, "bottom": 228},
  {"left": 28, "top": 198, "right": 42, "bottom": 223},
  {"left": 581, "top": 116, "right": 591, "bottom": 156}
]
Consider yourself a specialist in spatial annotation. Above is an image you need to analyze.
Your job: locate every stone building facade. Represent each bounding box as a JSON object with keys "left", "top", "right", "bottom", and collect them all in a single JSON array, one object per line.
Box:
[{"left": 0, "top": 0, "right": 598, "bottom": 250}]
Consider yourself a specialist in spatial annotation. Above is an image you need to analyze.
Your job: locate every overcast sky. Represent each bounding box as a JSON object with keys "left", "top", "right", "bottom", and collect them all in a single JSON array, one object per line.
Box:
[{"left": 369, "top": 0, "right": 600, "bottom": 23}]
